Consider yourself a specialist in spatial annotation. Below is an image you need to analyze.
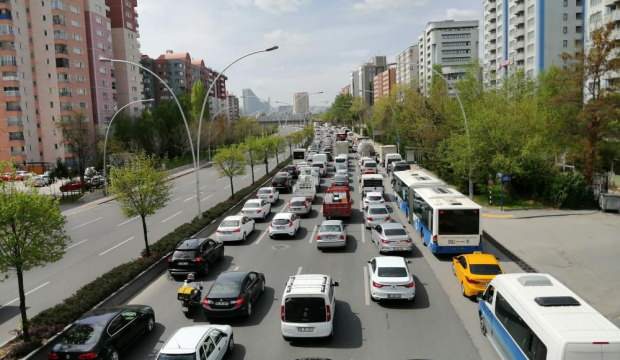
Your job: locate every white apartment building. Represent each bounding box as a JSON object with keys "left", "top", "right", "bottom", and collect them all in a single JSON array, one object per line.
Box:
[
  {"left": 483, "top": 0, "right": 584, "bottom": 88},
  {"left": 418, "top": 20, "right": 479, "bottom": 96},
  {"left": 293, "top": 92, "right": 310, "bottom": 114},
  {"left": 396, "top": 44, "right": 419, "bottom": 89},
  {"left": 584, "top": 0, "right": 619, "bottom": 94}
]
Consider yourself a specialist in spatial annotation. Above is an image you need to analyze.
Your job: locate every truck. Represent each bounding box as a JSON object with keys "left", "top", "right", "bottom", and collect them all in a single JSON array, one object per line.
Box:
[
  {"left": 376, "top": 145, "right": 397, "bottom": 167},
  {"left": 322, "top": 185, "right": 352, "bottom": 219},
  {"left": 334, "top": 141, "right": 349, "bottom": 157},
  {"left": 357, "top": 141, "right": 375, "bottom": 158},
  {"left": 293, "top": 175, "right": 317, "bottom": 202}
]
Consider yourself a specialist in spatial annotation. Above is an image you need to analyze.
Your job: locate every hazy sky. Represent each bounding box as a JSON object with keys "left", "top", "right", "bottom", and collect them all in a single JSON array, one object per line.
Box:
[{"left": 137, "top": 0, "right": 482, "bottom": 107}]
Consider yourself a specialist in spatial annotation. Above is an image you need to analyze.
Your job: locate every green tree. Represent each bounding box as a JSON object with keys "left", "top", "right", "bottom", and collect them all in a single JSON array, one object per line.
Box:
[
  {"left": 244, "top": 137, "right": 264, "bottom": 184},
  {"left": 213, "top": 145, "right": 247, "bottom": 197},
  {"left": 0, "top": 173, "right": 68, "bottom": 341},
  {"left": 109, "top": 154, "right": 171, "bottom": 257}
]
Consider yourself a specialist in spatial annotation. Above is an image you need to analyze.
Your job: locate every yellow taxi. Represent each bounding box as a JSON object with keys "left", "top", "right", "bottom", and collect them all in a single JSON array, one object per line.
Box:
[{"left": 452, "top": 252, "right": 503, "bottom": 298}]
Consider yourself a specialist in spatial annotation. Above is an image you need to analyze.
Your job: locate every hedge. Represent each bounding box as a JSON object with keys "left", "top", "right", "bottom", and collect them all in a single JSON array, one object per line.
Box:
[{"left": 1, "top": 158, "right": 291, "bottom": 359}]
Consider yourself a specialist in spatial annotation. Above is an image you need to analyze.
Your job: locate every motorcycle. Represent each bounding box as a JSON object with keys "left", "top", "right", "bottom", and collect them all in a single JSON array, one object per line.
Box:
[{"left": 177, "top": 282, "right": 203, "bottom": 318}]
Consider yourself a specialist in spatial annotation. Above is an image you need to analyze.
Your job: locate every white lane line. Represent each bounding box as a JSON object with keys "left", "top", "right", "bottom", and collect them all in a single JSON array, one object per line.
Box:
[
  {"left": 170, "top": 197, "right": 181, "bottom": 203},
  {"left": 2, "top": 281, "right": 51, "bottom": 307},
  {"left": 296, "top": 266, "right": 303, "bottom": 275},
  {"left": 99, "top": 236, "right": 135, "bottom": 256},
  {"left": 71, "top": 216, "right": 104, "bottom": 230},
  {"left": 361, "top": 224, "right": 366, "bottom": 244},
  {"left": 117, "top": 216, "right": 138, "bottom": 227},
  {"left": 183, "top": 195, "right": 197, "bottom": 202},
  {"left": 161, "top": 211, "right": 183, "bottom": 223},
  {"left": 201, "top": 194, "right": 214, "bottom": 202},
  {"left": 255, "top": 230, "right": 268, "bottom": 245},
  {"left": 363, "top": 266, "right": 371, "bottom": 306},
  {"left": 67, "top": 238, "right": 89, "bottom": 250},
  {"left": 309, "top": 225, "right": 317, "bottom": 244}
]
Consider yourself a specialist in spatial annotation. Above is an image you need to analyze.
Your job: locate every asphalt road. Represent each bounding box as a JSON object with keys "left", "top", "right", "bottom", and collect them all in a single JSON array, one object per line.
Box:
[
  {"left": 0, "top": 126, "right": 300, "bottom": 346},
  {"left": 122, "top": 158, "right": 518, "bottom": 360}
]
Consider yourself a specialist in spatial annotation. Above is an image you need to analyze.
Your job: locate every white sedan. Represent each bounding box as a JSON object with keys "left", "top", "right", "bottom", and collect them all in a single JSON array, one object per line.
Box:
[
  {"left": 368, "top": 256, "right": 415, "bottom": 302},
  {"left": 268, "top": 212, "right": 300, "bottom": 238},
  {"left": 364, "top": 204, "right": 391, "bottom": 229},
  {"left": 363, "top": 191, "right": 385, "bottom": 209},
  {"left": 257, "top": 187, "right": 279, "bottom": 204},
  {"left": 241, "top": 199, "right": 271, "bottom": 220},
  {"left": 216, "top": 215, "right": 255, "bottom": 242}
]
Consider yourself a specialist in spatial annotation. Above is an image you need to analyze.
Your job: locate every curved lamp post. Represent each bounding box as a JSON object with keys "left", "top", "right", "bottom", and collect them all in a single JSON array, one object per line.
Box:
[
  {"left": 102, "top": 98, "right": 155, "bottom": 195},
  {"left": 99, "top": 56, "right": 202, "bottom": 215},
  {"left": 195, "top": 46, "right": 278, "bottom": 207}
]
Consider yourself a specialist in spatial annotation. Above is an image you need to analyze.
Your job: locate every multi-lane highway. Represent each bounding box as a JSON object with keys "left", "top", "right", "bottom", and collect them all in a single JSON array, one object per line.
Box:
[
  {"left": 122, "top": 156, "right": 522, "bottom": 359},
  {"left": 0, "top": 127, "right": 298, "bottom": 346}
]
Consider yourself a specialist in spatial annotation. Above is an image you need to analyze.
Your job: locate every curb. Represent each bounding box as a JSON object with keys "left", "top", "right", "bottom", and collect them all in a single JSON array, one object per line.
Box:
[{"left": 482, "top": 230, "right": 537, "bottom": 273}]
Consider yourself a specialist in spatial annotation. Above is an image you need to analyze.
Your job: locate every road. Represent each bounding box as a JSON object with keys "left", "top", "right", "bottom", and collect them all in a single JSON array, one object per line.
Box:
[
  {"left": 0, "top": 126, "right": 300, "bottom": 346},
  {"left": 122, "top": 157, "right": 521, "bottom": 360}
]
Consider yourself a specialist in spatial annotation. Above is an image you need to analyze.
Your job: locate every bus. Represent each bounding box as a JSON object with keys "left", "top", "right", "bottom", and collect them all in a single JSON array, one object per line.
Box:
[
  {"left": 411, "top": 186, "right": 481, "bottom": 254},
  {"left": 479, "top": 273, "right": 620, "bottom": 360},
  {"left": 392, "top": 168, "right": 445, "bottom": 223},
  {"left": 292, "top": 148, "right": 306, "bottom": 165},
  {"left": 360, "top": 174, "right": 384, "bottom": 195}
]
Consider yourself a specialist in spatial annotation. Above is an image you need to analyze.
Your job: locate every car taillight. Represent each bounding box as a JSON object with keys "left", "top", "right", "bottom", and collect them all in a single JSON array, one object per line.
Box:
[
  {"left": 325, "top": 304, "right": 331, "bottom": 321},
  {"left": 339, "top": 234, "right": 345, "bottom": 239},
  {"left": 288, "top": 220, "right": 293, "bottom": 227},
  {"left": 233, "top": 297, "right": 245, "bottom": 308},
  {"left": 280, "top": 305, "right": 285, "bottom": 320},
  {"left": 465, "top": 277, "right": 479, "bottom": 284},
  {"left": 167, "top": 256, "right": 172, "bottom": 263},
  {"left": 232, "top": 228, "right": 241, "bottom": 233},
  {"left": 48, "top": 353, "right": 59, "bottom": 360},
  {"left": 380, "top": 238, "right": 390, "bottom": 244},
  {"left": 372, "top": 281, "right": 384, "bottom": 288},
  {"left": 405, "top": 281, "right": 415, "bottom": 288},
  {"left": 432, "top": 235, "right": 438, "bottom": 243},
  {"left": 316, "top": 235, "right": 321, "bottom": 240},
  {"left": 202, "top": 298, "right": 212, "bottom": 309},
  {"left": 78, "top": 353, "right": 98, "bottom": 360},
  {"left": 194, "top": 256, "right": 204, "bottom": 263},
  {"left": 367, "top": 217, "right": 373, "bottom": 221},
  {"left": 257, "top": 209, "right": 262, "bottom": 213}
]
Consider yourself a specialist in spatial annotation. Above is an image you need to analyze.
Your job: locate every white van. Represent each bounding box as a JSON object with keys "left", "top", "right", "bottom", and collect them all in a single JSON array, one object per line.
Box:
[
  {"left": 312, "top": 153, "right": 328, "bottom": 165},
  {"left": 385, "top": 153, "right": 403, "bottom": 171},
  {"left": 281, "top": 274, "right": 339, "bottom": 341},
  {"left": 361, "top": 174, "right": 384, "bottom": 195}
]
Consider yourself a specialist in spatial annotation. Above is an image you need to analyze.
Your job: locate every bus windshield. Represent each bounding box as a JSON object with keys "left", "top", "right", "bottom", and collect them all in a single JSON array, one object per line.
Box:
[
  {"left": 362, "top": 179, "right": 383, "bottom": 187},
  {"left": 293, "top": 151, "right": 305, "bottom": 160},
  {"left": 438, "top": 209, "right": 479, "bottom": 235}
]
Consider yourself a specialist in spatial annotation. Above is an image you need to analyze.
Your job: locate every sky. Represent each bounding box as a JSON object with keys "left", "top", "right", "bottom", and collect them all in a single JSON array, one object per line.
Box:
[{"left": 137, "top": 0, "right": 482, "bottom": 107}]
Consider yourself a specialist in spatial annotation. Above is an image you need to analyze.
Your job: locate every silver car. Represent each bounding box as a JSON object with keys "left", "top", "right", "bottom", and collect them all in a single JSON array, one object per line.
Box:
[
  {"left": 370, "top": 222, "right": 413, "bottom": 253},
  {"left": 316, "top": 220, "right": 346, "bottom": 249},
  {"left": 364, "top": 204, "right": 391, "bottom": 229},
  {"left": 287, "top": 197, "right": 311, "bottom": 217}
]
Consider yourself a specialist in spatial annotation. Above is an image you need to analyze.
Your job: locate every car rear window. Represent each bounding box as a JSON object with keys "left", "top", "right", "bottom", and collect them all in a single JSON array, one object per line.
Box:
[
  {"left": 284, "top": 297, "right": 326, "bottom": 323},
  {"left": 157, "top": 355, "right": 196, "bottom": 360},
  {"left": 220, "top": 220, "right": 239, "bottom": 227},
  {"left": 272, "top": 218, "right": 290, "bottom": 225},
  {"left": 290, "top": 200, "right": 306, "bottom": 207},
  {"left": 364, "top": 162, "right": 377, "bottom": 168},
  {"left": 209, "top": 280, "right": 241, "bottom": 298},
  {"left": 384, "top": 228, "right": 407, "bottom": 236},
  {"left": 320, "top": 224, "right": 342, "bottom": 232},
  {"left": 394, "top": 164, "right": 409, "bottom": 171},
  {"left": 258, "top": 189, "right": 271, "bottom": 194},
  {"left": 378, "top": 267, "right": 408, "bottom": 277},
  {"left": 245, "top": 202, "right": 260, "bottom": 208},
  {"left": 470, "top": 264, "right": 502, "bottom": 275},
  {"left": 368, "top": 195, "right": 383, "bottom": 201},
  {"left": 172, "top": 249, "right": 197, "bottom": 259},
  {"left": 62, "top": 324, "right": 103, "bottom": 345},
  {"left": 369, "top": 207, "right": 388, "bottom": 215}
]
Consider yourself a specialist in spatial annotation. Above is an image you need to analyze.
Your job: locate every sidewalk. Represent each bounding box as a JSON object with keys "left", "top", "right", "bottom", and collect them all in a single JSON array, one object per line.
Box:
[{"left": 483, "top": 208, "right": 620, "bottom": 327}]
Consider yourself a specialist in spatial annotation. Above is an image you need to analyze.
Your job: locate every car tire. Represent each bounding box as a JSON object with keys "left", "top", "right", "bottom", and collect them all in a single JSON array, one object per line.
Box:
[
  {"left": 145, "top": 315, "right": 155, "bottom": 333},
  {"left": 227, "top": 335, "right": 235, "bottom": 354}
]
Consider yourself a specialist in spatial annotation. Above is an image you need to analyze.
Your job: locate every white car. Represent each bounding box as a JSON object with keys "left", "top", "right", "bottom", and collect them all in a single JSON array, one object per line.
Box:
[
  {"left": 363, "top": 191, "right": 385, "bottom": 209},
  {"left": 335, "top": 164, "right": 348, "bottom": 176},
  {"left": 268, "top": 212, "right": 300, "bottom": 238},
  {"left": 368, "top": 256, "right": 415, "bottom": 302},
  {"left": 257, "top": 187, "right": 279, "bottom": 204},
  {"left": 287, "top": 197, "right": 312, "bottom": 217},
  {"left": 364, "top": 204, "right": 391, "bottom": 229},
  {"left": 216, "top": 215, "right": 255, "bottom": 242},
  {"left": 157, "top": 325, "right": 234, "bottom": 360},
  {"left": 358, "top": 156, "right": 373, "bottom": 168},
  {"left": 241, "top": 199, "right": 271, "bottom": 220},
  {"left": 316, "top": 220, "right": 346, "bottom": 249},
  {"left": 370, "top": 222, "right": 413, "bottom": 253}
]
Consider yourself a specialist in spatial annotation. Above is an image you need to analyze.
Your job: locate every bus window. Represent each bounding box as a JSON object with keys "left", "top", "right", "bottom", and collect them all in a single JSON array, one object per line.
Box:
[
  {"left": 496, "top": 292, "right": 548, "bottom": 360},
  {"left": 438, "top": 209, "right": 479, "bottom": 235}
]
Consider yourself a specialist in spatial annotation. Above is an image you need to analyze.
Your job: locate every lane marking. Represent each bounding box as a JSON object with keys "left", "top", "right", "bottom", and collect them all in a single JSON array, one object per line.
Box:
[
  {"left": 67, "top": 238, "right": 89, "bottom": 250},
  {"left": 99, "top": 236, "right": 135, "bottom": 256},
  {"left": 201, "top": 194, "right": 214, "bottom": 202},
  {"left": 363, "top": 266, "right": 370, "bottom": 306},
  {"left": 170, "top": 197, "right": 181, "bottom": 203},
  {"left": 309, "top": 225, "right": 317, "bottom": 244},
  {"left": 296, "top": 266, "right": 303, "bottom": 275},
  {"left": 161, "top": 211, "right": 183, "bottom": 223},
  {"left": 2, "top": 281, "right": 51, "bottom": 307},
  {"left": 71, "top": 216, "right": 104, "bottom": 230},
  {"left": 361, "top": 224, "right": 366, "bottom": 244},
  {"left": 117, "top": 216, "right": 138, "bottom": 227},
  {"left": 255, "top": 230, "right": 268, "bottom": 245},
  {"left": 183, "top": 195, "right": 197, "bottom": 202}
]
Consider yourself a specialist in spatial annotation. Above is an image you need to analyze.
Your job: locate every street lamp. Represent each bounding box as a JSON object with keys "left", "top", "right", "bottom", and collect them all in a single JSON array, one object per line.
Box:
[
  {"left": 195, "top": 46, "right": 279, "bottom": 210},
  {"left": 99, "top": 56, "right": 203, "bottom": 215},
  {"left": 102, "top": 98, "right": 155, "bottom": 195},
  {"left": 431, "top": 66, "right": 474, "bottom": 199}
]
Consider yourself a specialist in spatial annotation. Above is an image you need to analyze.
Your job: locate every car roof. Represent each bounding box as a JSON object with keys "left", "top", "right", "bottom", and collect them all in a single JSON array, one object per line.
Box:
[
  {"left": 216, "top": 271, "right": 249, "bottom": 282},
  {"left": 320, "top": 220, "right": 343, "bottom": 226},
  {"left": 222, "top": 215, "right": 243, "bottom": 221},
  {"left": 374, "top": 256, "right": 407, "bottom": 267},
  {"left": 367, "top": 203, "right": 388, "bottom": 210},
  {"left": 381, "top": 222, "right": 405, "bottom": 230},
  {"left": 258, "top": 187, "right": 275, "bottom": 191},
  {"left": 176, "top": 238, "right": 208, "bottom": 249},
  {"left": 273, "top": 212, "right": 294, "bottom": 219},
  {"left": 366, "top": 191, "right": 382, "bottom": 196},
  {"left": 275, "top": 172, "right": 289, "bottom": 176},
  {"left": 462, "top": 252, "right": 499, "bottom": 265},
  {"left": 284, "top": 274, "right": 331, "bottom": 296},
  {"left": 245, "top": 198, "right": 262, "bottom": 204},
  {"left": 290, "top": 197, "right": 307, "bottom": 202},
  {"left": 161, "top": 325, "right": 213, "bottom": 353}
]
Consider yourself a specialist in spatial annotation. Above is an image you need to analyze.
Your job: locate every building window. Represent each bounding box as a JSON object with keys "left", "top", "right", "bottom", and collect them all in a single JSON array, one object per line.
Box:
[
  {"left": 563, "top": 13, "right": 568, "bottom": 21},
  {"left": 563, "top": 0, "right": 568, "bottom": 6},
  {"left": 563, "top": 26, "right": 568, "bottom": 34},
  {"left": 576, "top": 26, "right": 582, "bottom": 33},
  {"left": 563, "top": 40, "right": 568, "bottom": 48}
]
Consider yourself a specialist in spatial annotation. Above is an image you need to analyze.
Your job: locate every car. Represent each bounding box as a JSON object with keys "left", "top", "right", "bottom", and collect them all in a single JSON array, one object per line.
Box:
[
  {"left": 368, "top": 256, "right": 415, "bottom": 302},
  {"left": 370, "top": 222, "right": 413, "bottom": 253},
  {"left": 335, "top": 164, "right": 348, "bottom": 176},
  {"left": 168, "top": 238, "right": 224, "bottom": 277},
  {"left": 452, "top": 252, "right": 503, "bottom": 298},
  {"left": 358, "top": 156, "right": 373, "bottom": 168},
  {"left": 202, "top": 271, "right": 266, "bottom": 319},
  {"left": 287, "top": 196, "right": 312, "bottom": 217},
  {"left": 361, "top": 160, "right": 378, "bottom": 174},
  {"left": 312, "top": 162, "right": 326, "bottom": 177},
  {"left": 281, "top": 274, "right": 339, "bottom": 341},
  {"left": 157, "top": 325, "right": 234, "bottom": 360},
  {"left": 31, "top": 174, "right": 51, "bottom": 187},
  {"left": 332, "top": 174, "right": 349, "bottom": 187},
  {"left": 284, "top": 164, "right": 299, "bottom": 179},
  {"left": 271, "top": 172, "right": 293, "bottom": 193},
  {"left": 216, "top": 215, "right": 255, "bottom": 242},
  {"left": 268, "top": 212, "right": 300, "bottom": 238},
  {"left": 316, "top": 220, "right": 346, "bottom": 249},
  {"left": 363, "top": 191, "right": 385, "bottom": 209},
  {"left": 49, "top": 305, "right": 155, "bottom": 360},
  {"left": 364, "top": 204, "right": 391, "bottom": 229},
  {"left": 391, "top": 160, "right": 411, "bottom": 173},
  {"left": 257, "top": 186, "right": 279, "bottom": 204},
  {"left": 241, "top": 198, "right": 271, "bottom": 220}
]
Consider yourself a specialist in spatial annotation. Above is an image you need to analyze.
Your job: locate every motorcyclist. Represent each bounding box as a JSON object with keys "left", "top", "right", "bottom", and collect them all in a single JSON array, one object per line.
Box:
[{"left": 178, "top": 273, "right": 202, "bottom": 303}]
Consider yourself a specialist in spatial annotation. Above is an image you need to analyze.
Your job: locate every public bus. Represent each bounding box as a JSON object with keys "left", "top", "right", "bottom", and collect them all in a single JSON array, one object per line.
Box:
[
  {"left": 411, "top": 186, "right": 481, "bottom": 254},
  {"left": 292, "top": 148, "right": 306, "bottom": 165},
  {"left": 392, "top": 168, "right": 445, "bottom": 223},
  {"left": 360, "top": 174, "right": 384, "bottom": 195},
  {"left": 479, "top": 273, "right": 620, "bottom": 360}
]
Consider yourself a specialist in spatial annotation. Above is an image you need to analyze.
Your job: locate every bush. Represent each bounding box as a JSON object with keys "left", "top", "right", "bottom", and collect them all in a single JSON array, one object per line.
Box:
[{"left": 545, "top": 172, "right": 594, "bottom": 209}]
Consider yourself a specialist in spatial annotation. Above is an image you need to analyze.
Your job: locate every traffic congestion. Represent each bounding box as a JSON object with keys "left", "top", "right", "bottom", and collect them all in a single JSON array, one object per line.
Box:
[{"left": 46, "top": 125, "right": 620, "bottom": 360}]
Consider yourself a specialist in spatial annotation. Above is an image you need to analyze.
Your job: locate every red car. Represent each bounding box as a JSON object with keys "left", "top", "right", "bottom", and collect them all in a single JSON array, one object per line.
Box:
[{"left": 60, "top": 181, "right": 85, "bottom": 192}]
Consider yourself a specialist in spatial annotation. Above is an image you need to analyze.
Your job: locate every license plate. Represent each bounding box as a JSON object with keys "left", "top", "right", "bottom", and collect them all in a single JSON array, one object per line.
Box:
[
  {"left": 215, "top": 301, "right": 228, "bottom": 306},
  {"left": 177, "top": 262, "right": 189, "bottom": 266},
  {"left": 297, "top": 327, "right": 314, "bottom": 332},
  {"left": 387, "top": 294, "right": 401, "bottom": 299},
  {"left": 276, "top": 226, "right": 285, "bottom": 229}
]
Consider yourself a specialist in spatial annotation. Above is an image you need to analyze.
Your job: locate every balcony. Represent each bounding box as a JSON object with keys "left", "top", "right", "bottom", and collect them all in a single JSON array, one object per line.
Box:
[
  {"left": 6, "top": 102, "right": 20, "bottom": 111},
  {"left": 4, "top": 90, "right": 19, "bottom": 97},
  {"left": 604, "top": 11, "right": 620, "bottom": 24},
  {"left": 0, "top": 9, "right": 11, "bottom": 20},
  {"left": 0, "top": 56, "right": 16, "bottom": 67},
  {"left": 60, "top": 103, "right": 73, "bottom": 111},
  {"left": 0, "top": 40, "right": 14, "bottom": 50},
  {"left": 8, "top": 131, "right": 24, "bottom": 141},
  {"left": 2, "top": 71, "right": 17, "bottom": 80},
  {"left": 515, "top": 40, "right": 525, "bottom": 50},
  {"left": 52, "top": 15, "right": 65, "bottom": 26},
  {"left": 58, "top": 89, "right": 71, "bottom": 97},
  {"left": 515, "top": 52, "right": 525, "bottom": 61},
  {"left": 54, "top": 44, "right": 68, "bottom": 55},
  {"left": 11, "top": 149, "right": 24, "bottom": 156}
]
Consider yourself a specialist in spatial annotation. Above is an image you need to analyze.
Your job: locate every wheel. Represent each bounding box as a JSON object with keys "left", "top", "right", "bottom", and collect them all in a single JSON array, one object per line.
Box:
[
  {"left": 145, "top": 316, "right": 155, "bottom": 333},
  {"left": 109, "top": 348, "right": 119, "bottom": 360},
  {"left": 227, "top": 335, "right": 235, "bottom": 354},
  {"left": 246, "top": 302, "right": 253, "bottom": 317},
  {"left": 261, "top": 280, "right": 265, "bottom": 293},
  {"left": 479, "top": 314, "right": 487, "bottom": 336}
]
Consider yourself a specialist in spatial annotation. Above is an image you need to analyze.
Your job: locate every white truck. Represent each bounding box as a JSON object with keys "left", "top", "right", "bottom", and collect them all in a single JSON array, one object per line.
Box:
[
  {"left": 334, "top": 141, "right": 349, "bottom": 157},
  {"left": 376, "top": 145, "right": 397, "bottom": 167},
  {"left": 293, "top": 174, "right": 317, "bottom": 202}
]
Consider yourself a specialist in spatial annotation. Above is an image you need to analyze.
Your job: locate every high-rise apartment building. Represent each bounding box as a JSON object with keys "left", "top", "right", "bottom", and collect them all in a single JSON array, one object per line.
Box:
[
  {"left": 107, "top": 0, "right": 143, "bottom": 116},
  {"left": 373, "top": 66, "right": 396, "bottom": 102},
  {"left": 293, "top": 92, "right": 310, "bottom": 114},
  {"left": 483, "top": 0, "right": 584, "bottom": 88},
  {"left": 585, "top": 0, "right": 618, "bottom": 93},
  {"left": 350, "top": 70, "right": 360, "bottom": 99},
  {"left": 352, "top": 56, "right": 387, "bottom": 105},
  {"left": 242, "top": 88, "right": 269, "bottom": 115},
  {"left": 226, "top": 94, "right": 240, "bottom": 121},
  {"left": 418, "top": 20, "right": 479, "bottom": 96},
  {"left": 396, "top": 44, "right": 419, "bottom": 89}
]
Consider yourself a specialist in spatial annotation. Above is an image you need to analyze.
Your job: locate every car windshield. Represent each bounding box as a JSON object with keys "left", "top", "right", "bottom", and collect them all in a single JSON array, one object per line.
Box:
[
  {"left": 62, "top": 323, "right": 104, "bottom": 346},
  {"left": 272, "top": 218, "right": 290, "bottom": 225},
  {"left": 378, "top": 267, "right": 408, "bottom": 277},
  {"left": 220, "top": 220, "right": 239, "bottom": 227},
  {"left": 369, "top": 207, "right": 388, "bottom": 215},
  {"left": 284, "top": 297, "right": 326, "bottom": 323},
  {"left": 320, "top": 224, "right": 342, "bottom": 232},
  {"left": 209, "top": 280, "right": 241, "bottom": 298},
  {"left": 470, "top": 264, "right": 502, "bottom": 275},
  {"left": 384, "top": 228, "right": 407, "bottom": 236},
  {"left": 258, "top": 189, "right": 271, "bottom": 194},
  {"left": 244, "top": 202, "right": 260, "bottom": 208},
  {"left": 157, "top": 354, "right": 196, "bottom": 360}
]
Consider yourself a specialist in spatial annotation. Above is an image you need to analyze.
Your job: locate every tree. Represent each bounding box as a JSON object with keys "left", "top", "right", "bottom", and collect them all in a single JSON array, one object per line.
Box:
[
  {"left": 109, "top": 154, "right": 171, "bottom": 257},
  {"left": 213, "top": 145, "right": 247, "bottom": 197},
  {"left": 0, "top": 170, "right": 68, "bottom": 341},
  {"left": 269, "top": 136, "right": 285, "bottom": 164},
  {"left": 244, "top": 137, "right": 264, "bottom": 184},
  {"left": 58, "top": 111, "right": 96, "bottom": 187}
]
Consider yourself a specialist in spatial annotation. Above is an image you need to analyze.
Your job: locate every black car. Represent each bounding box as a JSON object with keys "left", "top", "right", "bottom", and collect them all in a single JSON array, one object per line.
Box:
[
  {"left": 168, "top": 238, "right": 224, "bottom": 277},
  {"left": 49, "top": 305, "right": 155, "bottom": 360},
  {"left": 284, "top": 165, "right": 299, "bottom": 179},
  {"left": 202, "top": 271, "right": 266, "bottom": 319},
  {"left": 271, "top": 172, "right": 293, "bottom": 193}
]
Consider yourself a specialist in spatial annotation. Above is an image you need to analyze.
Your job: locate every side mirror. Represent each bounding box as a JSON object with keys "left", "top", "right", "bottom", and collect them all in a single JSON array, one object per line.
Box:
[
  {"left": 333, "top": 281, "right": 340, "bottom": 287},
  {"left": 367, "top": 260, "right": 371, "bottom": 264},
  {"left": 406, "top": 260, "right": 411, "bottom": 264}
]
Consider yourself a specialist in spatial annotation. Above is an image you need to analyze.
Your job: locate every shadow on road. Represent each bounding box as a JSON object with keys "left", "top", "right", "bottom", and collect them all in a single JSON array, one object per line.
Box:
[
  {"left": 0, "top": 305, "right": 20, "bottom": 325},
  {"left": 228, "top": 343, "right": 247, "bottom": 360},
  {"left": 123, "top": 322, "right": 166, "bottom": 360}
]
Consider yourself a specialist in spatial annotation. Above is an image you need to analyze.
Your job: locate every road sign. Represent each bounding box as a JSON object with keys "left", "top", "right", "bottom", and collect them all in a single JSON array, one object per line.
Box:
[{"left": 501, "top": 174, "right": 512, "bottom": 183}]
